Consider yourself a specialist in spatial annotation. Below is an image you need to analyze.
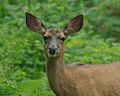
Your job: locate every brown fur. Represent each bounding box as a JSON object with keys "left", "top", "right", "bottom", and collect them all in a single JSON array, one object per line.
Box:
[{"left": 45, "top": 30, "right": 120, "bottom": 96}]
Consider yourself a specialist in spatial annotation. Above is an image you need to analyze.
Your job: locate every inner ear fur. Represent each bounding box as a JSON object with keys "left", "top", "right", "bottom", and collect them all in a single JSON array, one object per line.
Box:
[
  {"left": 63, "top": 15, "right": 83, "bottom": 35},
  {"left": 25, "top": 12, "right": 46, "bottom": 34}
]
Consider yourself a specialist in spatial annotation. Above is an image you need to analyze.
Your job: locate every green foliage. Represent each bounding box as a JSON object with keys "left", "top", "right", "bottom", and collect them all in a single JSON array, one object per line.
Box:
[
  {"left": 65, "top": 31, "right": 120, "bottom": 64},
  {"left": 15, "top": 75, "right": 54, "bottom": 96},
  {"left": 0, "top": 77, "right": 15, "bottom": 96},
  {"left": 84, "top": 0, "right": 120, "bottom": 41},
  {"left": 0, "top": 0, "right": 120, "bottom": 95}
]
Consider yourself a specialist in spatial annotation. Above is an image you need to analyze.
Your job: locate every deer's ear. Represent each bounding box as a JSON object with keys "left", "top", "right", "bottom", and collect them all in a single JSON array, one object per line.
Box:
[
  {"left": 63, "top": 15, "right": 83, "bottom": 35},
  {"left": 25, "top": 12, "right": 46, "bottom": 34}
]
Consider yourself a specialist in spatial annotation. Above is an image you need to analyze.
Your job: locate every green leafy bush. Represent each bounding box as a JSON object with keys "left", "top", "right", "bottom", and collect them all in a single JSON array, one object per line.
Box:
[
  {"left": 0, "top": 78, "right": 15, "bottom": 96},
  {"left": 15, "top": 75, "right": 55, "bottom": 96}
]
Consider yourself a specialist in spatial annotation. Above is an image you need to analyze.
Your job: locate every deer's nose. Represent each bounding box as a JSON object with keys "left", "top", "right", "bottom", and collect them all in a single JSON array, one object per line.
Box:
[{"left": 48, "top": 45, "right": 57, "bottom": 55}]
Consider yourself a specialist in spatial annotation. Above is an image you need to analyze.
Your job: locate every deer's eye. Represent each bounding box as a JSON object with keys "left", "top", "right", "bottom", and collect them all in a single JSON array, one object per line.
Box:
[
  {"left": 43, "top": 36, "right": 48, "bottom": 41},
  {"left": 43, "top": 36, "right": 49, "bottom": 43},
  {"left": 59, "top": 36, "right": 65, "bottom": 42}
]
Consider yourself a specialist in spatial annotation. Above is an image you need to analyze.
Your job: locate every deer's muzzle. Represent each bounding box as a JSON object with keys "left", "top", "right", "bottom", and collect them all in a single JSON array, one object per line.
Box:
[{"left": 48, "top": 45, "right": 58, "bottom": 57}]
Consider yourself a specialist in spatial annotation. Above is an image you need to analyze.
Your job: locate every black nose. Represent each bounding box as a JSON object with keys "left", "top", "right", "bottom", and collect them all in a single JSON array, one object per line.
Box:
[{"left": 48, "top": 47, "right": 57, "bottom": 55}]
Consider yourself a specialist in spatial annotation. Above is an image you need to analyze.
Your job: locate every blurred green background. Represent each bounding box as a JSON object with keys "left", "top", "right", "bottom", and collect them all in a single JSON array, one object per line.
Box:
[{"left": 0, "top": 0, "right": 120, "bottom": 96}]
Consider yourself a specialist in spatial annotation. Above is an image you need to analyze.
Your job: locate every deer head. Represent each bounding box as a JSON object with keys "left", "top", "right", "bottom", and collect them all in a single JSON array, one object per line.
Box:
[{"left": 25, "top": 12, "right": 83, "bottom": 58}]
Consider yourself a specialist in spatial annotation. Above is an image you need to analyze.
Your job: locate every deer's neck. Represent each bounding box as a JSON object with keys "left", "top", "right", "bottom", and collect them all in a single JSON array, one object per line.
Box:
[
  {"left": 46, "top": 52, "right": 65, "bottom": 76},
  {"left": 46, "top": 50, "right": 66, "bottom": 91}
]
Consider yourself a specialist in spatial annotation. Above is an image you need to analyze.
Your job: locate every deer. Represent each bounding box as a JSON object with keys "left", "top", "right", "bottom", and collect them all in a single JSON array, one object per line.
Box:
[{"left": 25, "top": 12, "right": 120, "bottom": 96}]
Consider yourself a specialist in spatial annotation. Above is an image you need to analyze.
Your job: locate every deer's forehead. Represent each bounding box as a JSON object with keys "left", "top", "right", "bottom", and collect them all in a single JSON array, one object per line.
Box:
[{"left": 44, "top": 30, "right": 65, "bottom": 37}]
